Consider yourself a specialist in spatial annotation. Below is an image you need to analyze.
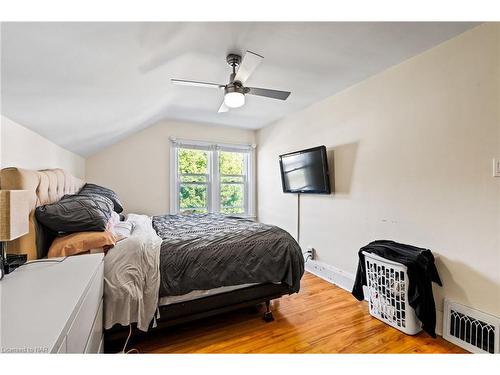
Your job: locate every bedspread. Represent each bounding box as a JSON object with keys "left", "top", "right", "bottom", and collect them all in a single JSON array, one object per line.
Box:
[{"left": 153, "top": 214, "right": 304, "bottom": 297}]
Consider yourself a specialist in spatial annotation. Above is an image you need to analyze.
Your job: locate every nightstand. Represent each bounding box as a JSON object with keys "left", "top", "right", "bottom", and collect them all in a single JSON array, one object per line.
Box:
[{"left": 0, "top": 253, "right": 104, "bottom": 353}]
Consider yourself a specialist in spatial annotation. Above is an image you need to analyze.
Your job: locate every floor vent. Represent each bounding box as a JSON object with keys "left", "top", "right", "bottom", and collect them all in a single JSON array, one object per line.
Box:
[{"left": 443, "top": 300, "right": 500, "bottom": 353}]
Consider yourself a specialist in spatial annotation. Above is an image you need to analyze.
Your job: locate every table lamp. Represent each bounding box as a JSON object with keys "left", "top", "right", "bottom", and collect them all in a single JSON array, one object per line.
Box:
[{"left": 0, "top": 190, "right": 29, "bottom": 280}]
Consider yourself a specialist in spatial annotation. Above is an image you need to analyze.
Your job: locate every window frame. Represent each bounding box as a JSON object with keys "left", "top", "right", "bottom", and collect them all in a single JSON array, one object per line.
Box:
[{"left": 170, "top": 138, "right": 255, "bottom": 217}]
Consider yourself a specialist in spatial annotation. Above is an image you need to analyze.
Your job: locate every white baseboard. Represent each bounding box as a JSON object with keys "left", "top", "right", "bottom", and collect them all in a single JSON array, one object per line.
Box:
[
  {"left": 305, "top": 259, "right": 356, "bottom": 293},
  {"left": 435, "top": 308, "right": 443, "bottom": 336}
]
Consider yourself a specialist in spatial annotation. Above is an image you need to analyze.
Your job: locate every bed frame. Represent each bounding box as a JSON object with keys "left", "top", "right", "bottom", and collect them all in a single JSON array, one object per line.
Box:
[
  {"left": 0, "top": 167, "right": 294, "bottom": 352},
  {"left": 158, "top": 283, "right": 288, "bottom": 326}
]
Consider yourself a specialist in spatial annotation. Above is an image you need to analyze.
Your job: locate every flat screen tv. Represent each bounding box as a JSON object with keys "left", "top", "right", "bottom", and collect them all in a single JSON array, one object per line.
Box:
[{"left": 279, "top": 146, "right": 331, "bottom": 194}]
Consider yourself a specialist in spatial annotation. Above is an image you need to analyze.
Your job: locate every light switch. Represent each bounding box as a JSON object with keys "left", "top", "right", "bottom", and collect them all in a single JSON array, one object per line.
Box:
[{"left": 493, "top": 159, "right": 500, "bottom": 177}]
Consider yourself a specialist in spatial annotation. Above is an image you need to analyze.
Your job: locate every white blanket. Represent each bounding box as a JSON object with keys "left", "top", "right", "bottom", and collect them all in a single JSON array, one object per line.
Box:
[{"left": 103, "top": 214, "right": 162, "bottom": 332}]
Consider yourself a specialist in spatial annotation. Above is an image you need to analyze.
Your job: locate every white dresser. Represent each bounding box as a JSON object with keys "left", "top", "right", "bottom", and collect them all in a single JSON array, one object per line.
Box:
[{"left": 0, "top": 254, "right": 104, "bottom": 353}]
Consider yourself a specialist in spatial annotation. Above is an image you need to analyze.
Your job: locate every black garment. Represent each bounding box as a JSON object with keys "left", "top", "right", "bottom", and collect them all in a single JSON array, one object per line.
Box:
[{"left": 352, "top": 240, "right": 442, "bottom": 337}]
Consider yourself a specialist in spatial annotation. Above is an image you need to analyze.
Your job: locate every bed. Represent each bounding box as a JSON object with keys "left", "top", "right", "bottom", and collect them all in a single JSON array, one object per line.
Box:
[{"left": 0, "top": 167, "right": 305, "bottom": 347}]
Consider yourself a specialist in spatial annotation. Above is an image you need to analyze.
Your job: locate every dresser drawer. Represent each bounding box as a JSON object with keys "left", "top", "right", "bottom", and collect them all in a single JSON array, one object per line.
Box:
[
  {"left": 84, "top": 299, "right": 103, "bottom": 353},
  {"left": 66, "top": 261, "right": 104, "bottom": 353}
]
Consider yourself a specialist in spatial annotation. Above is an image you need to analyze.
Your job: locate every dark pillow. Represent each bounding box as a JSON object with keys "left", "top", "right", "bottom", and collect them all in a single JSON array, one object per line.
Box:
[
  {"left": 35, "top": 194, "right": 114, "bottom": 234},
  {"left": 79, "top": 183, "right": 123, "bottom": 213}
]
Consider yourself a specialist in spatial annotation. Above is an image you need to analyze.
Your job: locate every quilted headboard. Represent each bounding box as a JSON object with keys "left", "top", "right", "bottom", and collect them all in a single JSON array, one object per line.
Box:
[{"left": 0, "top": 168, "right": 85, "bottom": 260}]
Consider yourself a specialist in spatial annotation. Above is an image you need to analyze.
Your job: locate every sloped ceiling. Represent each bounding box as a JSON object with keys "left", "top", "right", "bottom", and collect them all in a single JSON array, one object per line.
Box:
[{"left": 1, "top": 22, "right": 478, "bottom": 156}]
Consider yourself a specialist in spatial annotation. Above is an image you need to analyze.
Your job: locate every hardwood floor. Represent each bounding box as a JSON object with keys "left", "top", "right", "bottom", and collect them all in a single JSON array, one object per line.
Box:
[{"left": 134, "top": 272, "right": 466, "bottom": 353}]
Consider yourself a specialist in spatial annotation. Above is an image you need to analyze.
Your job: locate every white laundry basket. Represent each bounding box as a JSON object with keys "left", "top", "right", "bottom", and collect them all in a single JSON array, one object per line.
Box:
[{"left": 363, "top": 251, "right": 422, "bottom": 335}]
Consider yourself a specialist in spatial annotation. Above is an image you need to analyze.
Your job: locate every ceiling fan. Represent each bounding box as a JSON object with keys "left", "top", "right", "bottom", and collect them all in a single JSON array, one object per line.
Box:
[{"left": 171, "top": 51, "right": 291, "bottom": 113}]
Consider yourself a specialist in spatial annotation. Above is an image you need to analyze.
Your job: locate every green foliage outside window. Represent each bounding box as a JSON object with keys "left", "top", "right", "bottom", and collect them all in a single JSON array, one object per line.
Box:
[
  {"left": 219, "top": 151, "right": 245, "bottom": 214},
  {"left": 178, "top": 148, "right": 246, "bottom": 215},
  {"left": 179, "top": 185, "right": 207, "bottom": 213},
  {"left": 178, "top": 148, "right": 208, "bottom": 174},
  {"left": 219, "top": 151, "right": 244, "bottom": 175},
  {"left": 178, "top": 148, "right": 208, "bottom": 213}
]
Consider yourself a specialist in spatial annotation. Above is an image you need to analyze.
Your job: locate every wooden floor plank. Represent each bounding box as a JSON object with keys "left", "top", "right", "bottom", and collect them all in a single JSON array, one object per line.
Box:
[{"left": 133, "top": 272, "right": 466, "bottom": 354}]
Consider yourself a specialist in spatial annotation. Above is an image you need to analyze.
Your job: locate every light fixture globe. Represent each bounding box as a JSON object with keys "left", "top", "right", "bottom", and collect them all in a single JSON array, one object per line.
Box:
[{"left": 224, "top": 91, "right": 245, "bottom": 108}]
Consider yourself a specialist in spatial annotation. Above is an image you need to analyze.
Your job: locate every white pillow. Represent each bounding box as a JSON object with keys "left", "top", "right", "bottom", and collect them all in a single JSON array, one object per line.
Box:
[
  {"left": 110, "top": 211, "right": 121, "bottom": 226},
  {"left": 111, "top": 220, "right": 134, "bottom": 242}
]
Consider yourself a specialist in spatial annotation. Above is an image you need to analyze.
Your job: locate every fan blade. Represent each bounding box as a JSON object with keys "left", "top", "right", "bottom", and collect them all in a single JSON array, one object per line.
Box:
[
  {"left": 246, "top": 87, "right": 291, "bottom": 100},
  {"left": 218, "top": 101, "right": 229, "bottom": 113},
  {"left": 171, "top": 79, "right": 225, "bottom": 89},
  {"left": 234, "top": 51, "right": 263, "bottom": 84}
]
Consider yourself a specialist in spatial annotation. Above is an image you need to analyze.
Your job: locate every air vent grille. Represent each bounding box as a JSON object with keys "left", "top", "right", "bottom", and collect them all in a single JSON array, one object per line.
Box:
[{"left": 443, "top": 300, "right": 499, "bottom": 354}]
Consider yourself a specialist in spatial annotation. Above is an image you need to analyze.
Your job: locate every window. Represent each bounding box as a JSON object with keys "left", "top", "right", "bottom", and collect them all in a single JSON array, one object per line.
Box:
[
  {"left": 170, "top": 139, "right": 255, "bottom": 217},
  {"left": 178, "top": 148, "right": 210, "bottom": 213}
]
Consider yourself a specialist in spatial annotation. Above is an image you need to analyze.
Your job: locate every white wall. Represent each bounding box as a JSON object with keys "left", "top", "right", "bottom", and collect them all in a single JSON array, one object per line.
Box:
[
  {"left": 257, "top": 23, "right": 500, "bottom": 317},
  {"left": 0, "top": 115, "right": 85, "bottom": 178},
  {"left": 86, "top": 119, "right": 256, "bottom": 216}
]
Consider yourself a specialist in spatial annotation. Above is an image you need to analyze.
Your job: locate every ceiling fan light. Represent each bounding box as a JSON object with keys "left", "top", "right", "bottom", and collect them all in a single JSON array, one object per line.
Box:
[{"left": 224, "top": 92, "right": 245, "bottom": 108}]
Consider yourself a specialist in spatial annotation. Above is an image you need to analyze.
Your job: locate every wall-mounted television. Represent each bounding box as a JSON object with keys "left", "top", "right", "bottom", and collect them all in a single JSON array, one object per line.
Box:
[{"left": 279, "top": 145, "right": 331, "bottom": 194}]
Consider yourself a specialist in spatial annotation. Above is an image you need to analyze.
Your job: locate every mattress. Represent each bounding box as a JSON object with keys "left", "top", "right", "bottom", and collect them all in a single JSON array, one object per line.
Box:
[{"left": 158, "top": 283, "right": 257, "bottom": 306}]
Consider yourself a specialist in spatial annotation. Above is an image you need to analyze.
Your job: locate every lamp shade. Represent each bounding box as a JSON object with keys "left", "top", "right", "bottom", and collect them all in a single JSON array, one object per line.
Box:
[{"left": 0, "top": 190, "right": 29, "bottom": 241}]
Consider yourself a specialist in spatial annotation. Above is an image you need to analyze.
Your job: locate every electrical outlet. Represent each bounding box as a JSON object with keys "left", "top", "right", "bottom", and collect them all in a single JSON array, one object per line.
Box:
[
  {"left": 494, "top": 159, "right": 500, "bottom": 177},
  {"left": 306, "top": 247, "right": 315, "bottom": 260}
]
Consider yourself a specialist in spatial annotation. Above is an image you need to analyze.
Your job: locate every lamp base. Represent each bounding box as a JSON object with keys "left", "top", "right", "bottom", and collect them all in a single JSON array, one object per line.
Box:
[
  {"left": 0, "top": 242, "right": 6, "bottom": 280},
  {"left": 4, "top": 254, "right": 28, "bottom": 274}
]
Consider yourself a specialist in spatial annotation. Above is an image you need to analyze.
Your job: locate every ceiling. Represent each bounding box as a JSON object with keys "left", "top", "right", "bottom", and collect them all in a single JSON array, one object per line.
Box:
[{"left": 1, "top": 22, "right": 478, "bottom": 156}]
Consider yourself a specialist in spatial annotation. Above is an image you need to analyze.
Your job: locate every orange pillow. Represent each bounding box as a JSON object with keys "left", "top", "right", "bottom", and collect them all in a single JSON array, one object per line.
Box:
[{"left": 48, "top": 231, "right": 117, "bottom": 258}]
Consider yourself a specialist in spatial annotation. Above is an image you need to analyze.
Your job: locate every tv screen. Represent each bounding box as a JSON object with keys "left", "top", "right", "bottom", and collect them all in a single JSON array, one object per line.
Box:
[{"left": 279, "top": 146, "right": 331, "bottom": 194}]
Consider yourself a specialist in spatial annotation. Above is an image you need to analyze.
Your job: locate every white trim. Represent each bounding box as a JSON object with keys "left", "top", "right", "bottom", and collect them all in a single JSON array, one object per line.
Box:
[
  {"left": 305, "top": 259, "right": 356, "bottom": 293},
  {"left": 436, "top": 309, "right": 443, "bottom": 337},
  {"left": 169, "top": 138, "right": 255, "bottom": 216},
  {"left": 210, "top": 148, "right": 217, "bottom": 213},
  {"left": 170, "top": 136, "right": 255, "bottom": 151},
  {"left": 248, "top": 146, "right": 256, "bottom": 217},
  {"left": 169, "top": 142, "right": 178, "bottom": 214}
]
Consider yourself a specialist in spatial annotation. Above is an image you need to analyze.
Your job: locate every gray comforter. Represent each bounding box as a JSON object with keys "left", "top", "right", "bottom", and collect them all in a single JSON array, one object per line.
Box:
[{"left": 152, "top": 214, "right": 304, "bottom": 297}]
